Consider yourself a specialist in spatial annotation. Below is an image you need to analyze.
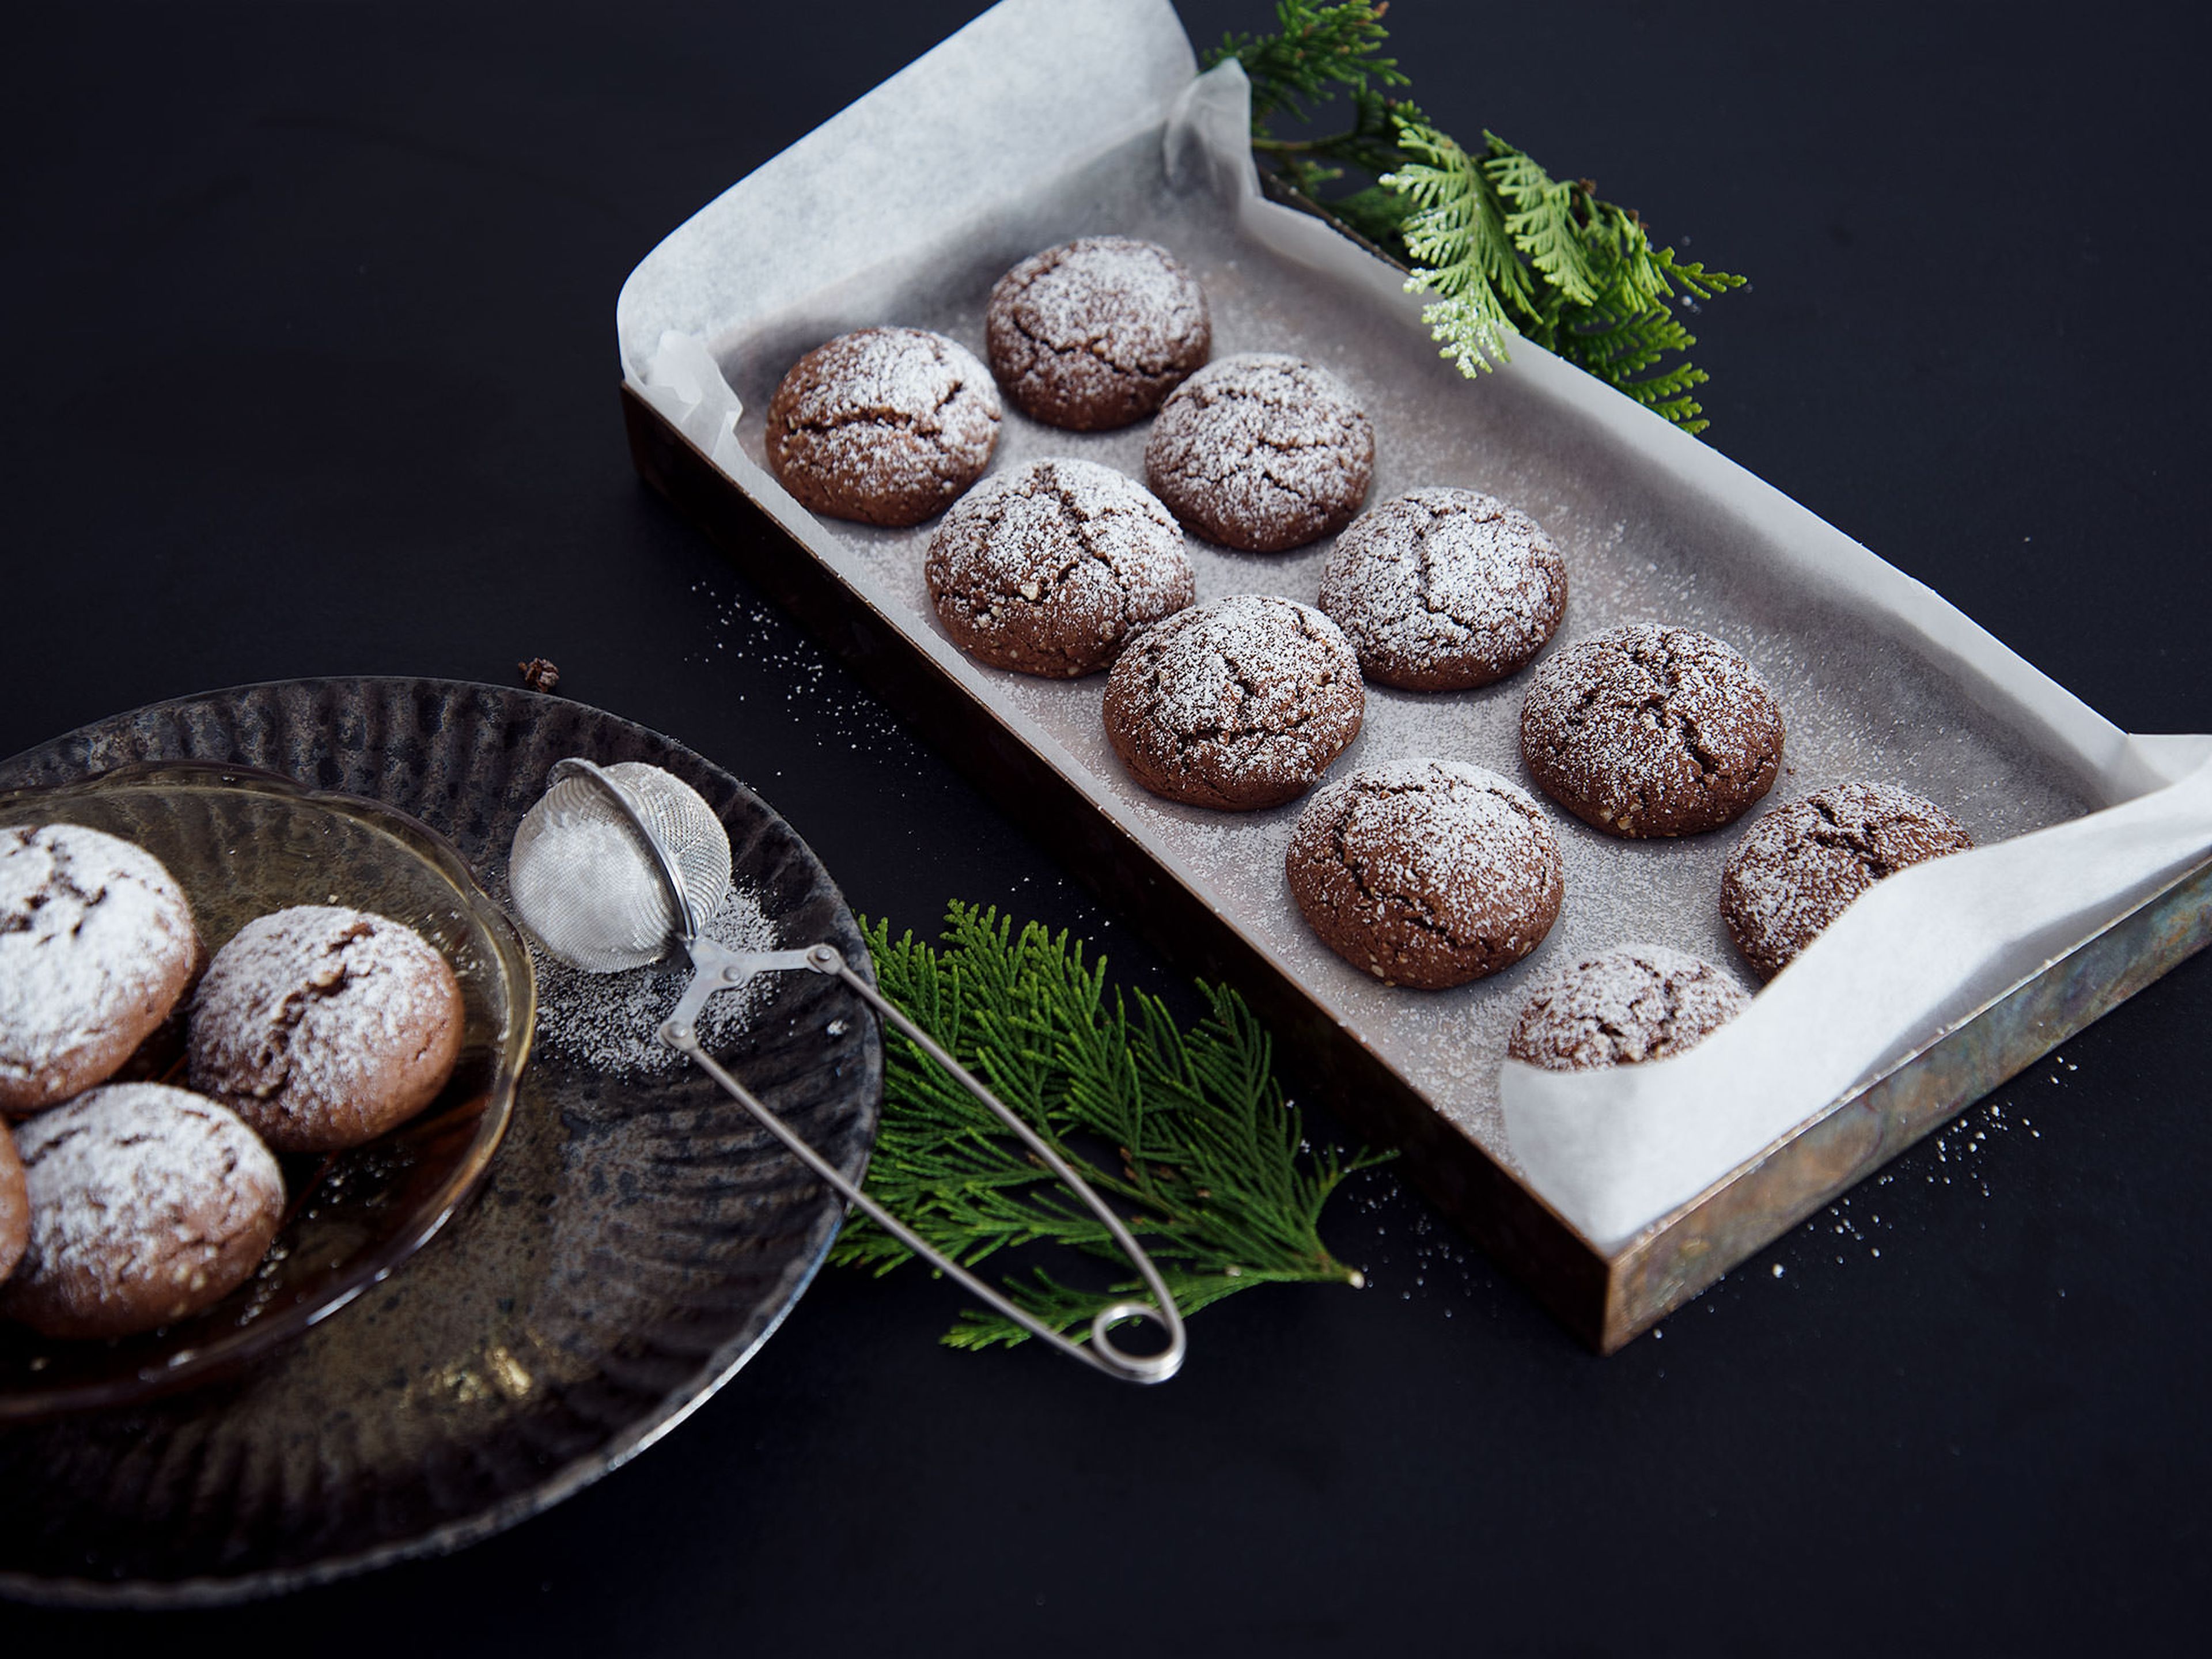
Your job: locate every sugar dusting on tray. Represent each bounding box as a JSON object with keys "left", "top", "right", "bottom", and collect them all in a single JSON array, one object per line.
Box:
[{"left": 528, "top": 884, "right": 779, "bottom": 1075}]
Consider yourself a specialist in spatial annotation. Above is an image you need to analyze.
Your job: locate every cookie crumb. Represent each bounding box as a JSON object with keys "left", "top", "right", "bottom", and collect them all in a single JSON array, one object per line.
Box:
[{"left": 518, "top": 658, "right": 560, "bottom": 693}]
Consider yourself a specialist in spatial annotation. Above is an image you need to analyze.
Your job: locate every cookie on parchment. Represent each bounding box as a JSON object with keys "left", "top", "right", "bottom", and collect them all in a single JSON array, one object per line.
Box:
[
  {"left": 1519, "top": 624, "right": 1784, "bottom": 838},
  {"left": 0, "top": 1129, "right": 25, "bottom": 1289},
  {"left": 926, "top": 459, "right": 1194, "bottom": 678},
  {"left": 1721, "top": 783, "right": 1975, "bottom": 980},
  {"left": 1143, "top": 354, "right": 1374, "bottom": 553},
  {"left": 1318, "top": 488, "right": 1567, "bottom": 691},
  {"left": 1508, "top": 944, "right": 1749, "bottom": 1071},
  {"left": 985, "top": 237, "right": 1210, "bottom": 431},
  {"left": 0, "top": 1084, "right": 285, "bottom": 1340},
  {"left": 1103, "top": 593, "right": 1364, "bottom": 811},
  {"left": 765, "top": 327, "right": 1000, "bottom": 527},
  {"left": 1285, "top": 759, "right": 1564, "bottom": 989}
]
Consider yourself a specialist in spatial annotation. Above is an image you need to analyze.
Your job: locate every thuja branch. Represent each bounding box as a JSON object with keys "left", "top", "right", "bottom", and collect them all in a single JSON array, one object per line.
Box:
[{"left": 833, "top": 904, "right": 1388, "bottom": 1351}]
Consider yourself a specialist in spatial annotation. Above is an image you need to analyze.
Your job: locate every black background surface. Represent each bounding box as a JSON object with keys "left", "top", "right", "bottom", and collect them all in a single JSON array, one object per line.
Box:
[{"left": 3, "top": 2, "right": 2207, "bottom": 1652}]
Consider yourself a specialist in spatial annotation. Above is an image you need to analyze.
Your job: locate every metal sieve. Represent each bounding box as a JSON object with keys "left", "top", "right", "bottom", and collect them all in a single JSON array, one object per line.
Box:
[{"left": 507, "top": 757, "right": 1185, "bottom": 1384}]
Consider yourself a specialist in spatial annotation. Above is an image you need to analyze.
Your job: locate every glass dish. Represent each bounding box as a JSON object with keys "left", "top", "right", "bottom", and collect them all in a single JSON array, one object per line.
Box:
[{"left": 0, "top": 763, "right": 533, "bottom": 1420}]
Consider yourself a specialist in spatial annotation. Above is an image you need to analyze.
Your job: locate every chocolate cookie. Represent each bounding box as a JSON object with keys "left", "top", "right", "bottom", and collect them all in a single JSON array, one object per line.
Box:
[
  {"left": 1721, "top": 783, "right": 1975, "bottom": 980},
  {"left": 926, "top": 458, "right": 1194, "bottom": 677},
  {"left": 0, "top": 1128, "right": 25, "bottom": 1287},
  {"left": 1, "top": 823, "right": 200, "bottom": 1113},
  {"left": 764, "top": 327, "right": 1001, "bottom": 527},
  {"left": 1286, "top": 759, "right": 1563, "bottom": 988},
  {"left": 1103, "top": 593, "right": 1364, "bottom": 810},
  {"left": 1508, "top": 944, "right": 1750, "bottom": 1071},
  {"left": 1143, "top": 353, "right": 1374, "bottom": 553},
  {"left": 1317, "top": 488, "right": 1567, "bottom": 690},
  {"left": 1519, "top": 624, "right": 1785, "bottom": 837},
  {"left": 985, "top": 237, "right": 1210, "bottom": 430},
  {"left": 0, "top": 1084, "right": 284, "bottom": 1340},
  {"left": 188, "top": 905, "right": 464, "bottom": 1153}
]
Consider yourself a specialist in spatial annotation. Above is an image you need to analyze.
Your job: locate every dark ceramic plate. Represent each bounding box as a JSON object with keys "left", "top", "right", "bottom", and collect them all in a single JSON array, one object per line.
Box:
[
  {"left": 0, "top": 679, "right": 881, "bottom": 1607},
  {"left": 0, "top": 764, "right": 532, "bottom": 1419}
]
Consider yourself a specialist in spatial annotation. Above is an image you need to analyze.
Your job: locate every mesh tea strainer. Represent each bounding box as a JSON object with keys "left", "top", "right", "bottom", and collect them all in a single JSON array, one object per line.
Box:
[{"left": 509, "top": 757, "right": 1185, "bottom": 1384}]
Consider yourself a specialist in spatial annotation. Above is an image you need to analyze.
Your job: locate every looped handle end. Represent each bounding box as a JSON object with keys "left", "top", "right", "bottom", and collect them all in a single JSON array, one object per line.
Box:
[{"left": 1090, "top": 1300, "right": 1186, "bottom": 1384}]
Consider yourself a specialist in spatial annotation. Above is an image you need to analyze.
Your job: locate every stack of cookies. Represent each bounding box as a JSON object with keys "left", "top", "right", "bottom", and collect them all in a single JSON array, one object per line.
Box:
[
  {"left": 1, "top": 823, "right": 464, "bottom": 1339},
  {"left": 759, "top": 234, "right": 1981, "bottom": 1080}
]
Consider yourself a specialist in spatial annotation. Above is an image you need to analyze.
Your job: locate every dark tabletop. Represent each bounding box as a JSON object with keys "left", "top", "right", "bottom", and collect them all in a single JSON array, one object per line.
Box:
[{"left": 5, "top": 2, "right": 2207, "bottom": 1652}]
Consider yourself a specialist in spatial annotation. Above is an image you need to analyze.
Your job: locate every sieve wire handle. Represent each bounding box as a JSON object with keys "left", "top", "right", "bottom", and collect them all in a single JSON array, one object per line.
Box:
[{"left": 660, "top": 942, "right": 1185, "bottom": 1385}]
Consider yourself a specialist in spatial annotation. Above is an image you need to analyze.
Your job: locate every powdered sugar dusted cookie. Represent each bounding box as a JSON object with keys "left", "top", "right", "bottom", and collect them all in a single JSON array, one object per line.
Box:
[
  {"left": 1520, "top": 624, "right": 1785, "bottom": 837},
  {"left": 1143, "top": 354, "right": 1374, "bottom": 553},
  {"left": 986, "top": 237, "right": 1210, "bottom": 430},
  {"left": 1318, "top": 488, "right": 1567, "bottom": 691},
  {"left": 926, "top": 458, "right": 1194, "bottom": 677},
  {"left": 1, "top": 823, "right": 200, "bottom": 1113},
  {"left": 188, "top": 905, "right": 463, "bottom": 1153},
  {"left": 0, "top": 1084, "right": 284, "bottom": 1339},
  {"left": 766, "top": 327, "right": 1001, "bottom": 527},
  {"left": 1508, "top": 944, "right": 1749, "bottom": 1070},
  {"left": 1103, "top": 593, "right": 1364, "bottom": 810},
  {"left": 1722, "top": 783, "right": 1975, "bottom": 980},
  {"left": 1285, "top": 759, "right": 1563, "bottom": 988}
]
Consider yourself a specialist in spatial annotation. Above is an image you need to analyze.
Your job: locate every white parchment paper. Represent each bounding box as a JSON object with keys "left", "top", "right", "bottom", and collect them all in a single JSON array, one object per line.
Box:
[{"left": 616, "top": 0, "right": 2212, "bottom": 1251}]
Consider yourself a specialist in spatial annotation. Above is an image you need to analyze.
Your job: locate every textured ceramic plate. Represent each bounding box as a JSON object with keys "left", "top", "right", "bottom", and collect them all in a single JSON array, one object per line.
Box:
[
  {"left": 0, "top": 679, "right": 881, "bottom": 1606},
  {"left": 0, "top": 763, "right": 531, "bottom": 1420}
]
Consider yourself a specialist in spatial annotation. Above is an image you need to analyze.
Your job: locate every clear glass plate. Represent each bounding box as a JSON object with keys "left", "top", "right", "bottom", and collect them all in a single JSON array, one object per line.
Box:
[{"left": 0, "top": 763, "right": 533, "bottom": 1420}]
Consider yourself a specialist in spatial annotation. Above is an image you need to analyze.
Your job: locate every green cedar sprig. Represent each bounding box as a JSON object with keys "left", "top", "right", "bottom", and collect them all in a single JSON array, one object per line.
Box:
[
  {"left": 1205, "top": 2, "right": 1747, "bottom": 434},
  {"left": 832, "top": 903, "right": 1388, "bottom": 1350}
]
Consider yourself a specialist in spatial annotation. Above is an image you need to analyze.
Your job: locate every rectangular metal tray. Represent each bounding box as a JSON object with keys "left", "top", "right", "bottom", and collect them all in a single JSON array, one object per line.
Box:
[{"left": 620, "top": 384, "right": 2212, "bottom": 1351}]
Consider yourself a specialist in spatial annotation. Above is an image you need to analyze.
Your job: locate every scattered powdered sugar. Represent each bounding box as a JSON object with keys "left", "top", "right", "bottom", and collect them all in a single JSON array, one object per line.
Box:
[
  {"left": 9, "top": 1082, "right": 282, "bottom": 1298},
  {"left": 1318, "top": 488, "right": 1566, "bottom": 689},
  {"left": 0, "top": 823, "right": 198, "bottom": 1101},
  {"left": 1507, "top": 944, "right": 1751, "bottom": 1071},
  {"left": 1144, "top": 353, "right": 1375, "bottom": 552},
  {"left": 188, "top": 906, "right": 457, "bottom": 1115},
  {"left": 527, "top": 882, "right": 780, "bottom": 1075}
]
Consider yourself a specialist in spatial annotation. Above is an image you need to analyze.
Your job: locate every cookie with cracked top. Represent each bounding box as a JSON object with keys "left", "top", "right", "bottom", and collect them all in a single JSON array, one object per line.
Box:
[
  {"left": 1, "top": 822, "right": 202, "bottom": 1114},
  {"left": 0, "top": 1084, "right": 285, "bottom": 1339},
  {"left": 986, "top": 237, "right": 1210, "bottom": 431},
  {"left": 188, "top": 904, "right": 464, "bottom": 1153},
  {"left": 1318, "top": 487, "right": 1567, "bottom": 690},
  {"left": 1721, "top": 782, "right": 1975, "bottom": 979},
  {"left": 764, "top": 326, "right": 1000, "bottom": 527},
  {"left": 1519, "top": 624, "right": 1785, "bottom": 837},
  {"left": 1103, "top": 593, "right": 1364, "bottom": 811},
  {"left": 1143, "top": 353, "right": 1374, "bottom": 553},
  {"left": 1508, "top": 944, "right": 1749, "bottom": 1070},
  {"left": 1286, "top": 758, "right": 1563, "bottom": 988},
  {"left": 926, "top": 459, "right": 1194, "bottom": 677}
]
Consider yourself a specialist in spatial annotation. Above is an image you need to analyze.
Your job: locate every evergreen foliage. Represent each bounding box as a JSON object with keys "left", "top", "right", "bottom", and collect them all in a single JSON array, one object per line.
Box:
[
  {"left": 832, "top": 904, "right": 1387, "bottom": 1350},
  {"left": 1205, "top": 2, "right": 1745, "bottom": 434}
]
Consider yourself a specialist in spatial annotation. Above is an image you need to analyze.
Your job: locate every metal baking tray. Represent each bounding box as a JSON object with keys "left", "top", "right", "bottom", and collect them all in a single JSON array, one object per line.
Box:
[{"left": 612, "top": 0, "right": 2212, "bottom": 1350}]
